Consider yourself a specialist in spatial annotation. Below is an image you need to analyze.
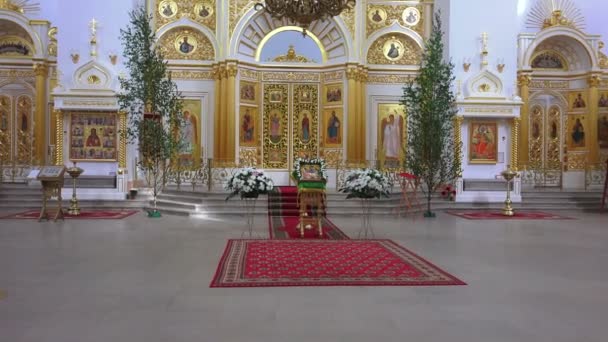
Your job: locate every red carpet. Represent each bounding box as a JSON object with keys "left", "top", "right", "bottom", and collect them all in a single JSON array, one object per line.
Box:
[
  {"left": 1, "top": 209, "right": 139, "bottom": 220},
  {"left": 268, "top": 186, "right": 349, "bottom": 239},
  {"left": 210, "top": 239, "right": 466, "bottom": 287},
  {"left": 447, "top": 210, "right": 574, "bottom": 220}
]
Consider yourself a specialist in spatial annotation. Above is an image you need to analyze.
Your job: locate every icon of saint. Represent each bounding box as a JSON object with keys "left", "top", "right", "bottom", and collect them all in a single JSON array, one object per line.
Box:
[
  {"left": 242, "top": 109, "right": 254, "bottom": 142},
  {"left": 270, "top": 113, "right": 281, "bottom": 143},
  {"left": 199, "top": 5, "right": 209, "bottom": 17},
  {"left": 86, "top": 128, "right": 101, "bottom": 147},
  {"left": 372, "top": 10, "right": 383, "bottom": 22},
  {"left": 599, "top": 94, "right": 608, "bottom": 107},
  {"left": 406, "top": 10, "right": 418, "bottom": 24},
  {"left": 301, "top": 113, "right": 310, "bottom": 142},
  {"left": 573, "top": 93, "right": 586, "bottom": 108},
  {"left": 387, "top": 43, "right": 400, "bottom": 59},
  {"left": 179, "top": 37, "right": 194, "bottom": 54},
  {"left": 382, "top": 113, "right": 402, "bottom": 159},
  {"left": 327, "top": 111, "right": 340, "bottom": 144},
  {"left": 162, "top": 3, "right": 174, "bottom": 17},
  {"left": 571, "top": 118, "right": 585, "bottom": 147},
  {"left": 181, "top": 111, "right": 197, "bottom": 154}
]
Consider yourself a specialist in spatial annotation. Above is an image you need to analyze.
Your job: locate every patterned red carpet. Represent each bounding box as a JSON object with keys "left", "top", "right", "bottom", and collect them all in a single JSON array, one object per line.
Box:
[
  {"left": 211, "top": 239, "right": 466, "bottom": 287},
  {"left": 1, "top": 209, "right": 139, "bottom": 220},
  {"left": 268, "top": 186, "right": 348, "bottom": 239},
  {"left": 447, "top": 210, "right": 573, "bottom": 220}
]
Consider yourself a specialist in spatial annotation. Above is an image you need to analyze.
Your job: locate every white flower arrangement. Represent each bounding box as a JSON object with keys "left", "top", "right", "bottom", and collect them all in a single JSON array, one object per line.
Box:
[
  {"left": 225, "top": 167, "right": 274, "bottom": 200},
  {"left": 292, "top": 157, "right": 328, "bottom": 182},
  {"left": 339, "top": 168, "right": 391, "bottom": 199}
]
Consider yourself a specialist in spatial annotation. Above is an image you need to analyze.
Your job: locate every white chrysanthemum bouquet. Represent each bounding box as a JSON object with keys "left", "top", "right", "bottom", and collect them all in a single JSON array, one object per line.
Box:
[
  {"left": 339, "top": 168, "right": 391, "bottom": 199},
  {"left": 225, "top": 168, "right": 274, "bottom": 200}
]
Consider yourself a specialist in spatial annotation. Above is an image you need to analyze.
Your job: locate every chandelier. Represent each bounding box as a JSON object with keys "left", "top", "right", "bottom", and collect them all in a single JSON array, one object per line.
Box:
[{"left": 255, "top": 0, "right": 356, "bottom": 35}]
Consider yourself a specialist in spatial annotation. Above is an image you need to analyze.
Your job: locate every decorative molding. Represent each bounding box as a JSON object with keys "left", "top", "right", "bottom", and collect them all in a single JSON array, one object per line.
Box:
[
  {"left": 526, "top": 0, "right": 585, "bottom": 31},
  {"left": 272, "top": 45, "right": 311, "bottom": 63},
  {"left": 262, "top": 71, "right": 320, "bottom": 83},
  {"left": 321, "top": 149, "right": 343, "bottom": 168},
  {"left": 322, "top": 71, "right": 344, "bottom": 83},
  {"left": 239, "top": 147, "right": 259, "bottom": 167},
  {"left": 567, "top": 152, "right": 587, "bottom": 170},
  {"left": 340, "top": 7, "right": 355, "bottom": 38},
  {"left": 229, "top": 0, "right": 256, "bottom": 35},
  {"left": 0, "top": 69, "right": 36, "bottom": 79},
  {"left": 367, "top": 73, "right": 412, "bottom": 84},
  {"left": 240, "top": 68, "right": 259, "bottom": 81},
  {"left": 170, "top": 69, "right": 214, "bottom": 80},
  {"left": 529, "top": 80, "right": 569, "bottom": 89}
]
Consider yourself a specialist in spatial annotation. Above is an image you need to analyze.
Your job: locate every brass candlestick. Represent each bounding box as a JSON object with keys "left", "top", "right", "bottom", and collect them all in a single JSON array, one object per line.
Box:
[
  {"left": 66, "top": 163, "right": 84, "bottom": 215},
  {"left": 501, "top": 165, "right": 518, "bottom": 216}
]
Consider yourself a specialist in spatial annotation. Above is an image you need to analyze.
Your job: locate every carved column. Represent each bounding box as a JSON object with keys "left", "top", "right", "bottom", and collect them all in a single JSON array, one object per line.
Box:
[
  {"left": 453, "top": 116, "right": 464, "bottom": 176},
  {"left": 33, "top": 63, "right": 48, "bottom": 165},
  {"left": 225, "top": 63, "right": 238, "bottom": 165},
  {"left": 54, "top": 109, "right": 63, "bottom": 166},
  {"left": 517, "top": 73, "right": 532, "bottom": 168},
  {"left": 346, "top": 66, "right": 359, "bottom": 162},
  {"left": 587, "top": 74, "right": 601, "bottom": 164},
  {"left": 357, "top": 66, "right": 368, "bottom": 163},
  {"left": 118, "top": 111, "right": 127, "bottom": 169},
  {"left": 511, "top": 117, "right": 520, "bottom": 170},
  {"left": 212, "top": 64, "right": 222, "bottom": 161}
]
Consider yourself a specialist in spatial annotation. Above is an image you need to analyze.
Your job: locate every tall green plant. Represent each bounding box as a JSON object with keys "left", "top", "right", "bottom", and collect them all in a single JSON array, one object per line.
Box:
[
  {"left": 401, "top": 12, "right": 461, "bottom": 217},
  {"left": 118, "top": 6, "right": 184, "bottom": 213}
]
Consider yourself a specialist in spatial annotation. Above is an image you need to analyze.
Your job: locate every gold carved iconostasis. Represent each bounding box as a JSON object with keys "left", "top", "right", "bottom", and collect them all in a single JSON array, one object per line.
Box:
[{"left": 148, "top": 0, "right": 429, "bottom": 175}]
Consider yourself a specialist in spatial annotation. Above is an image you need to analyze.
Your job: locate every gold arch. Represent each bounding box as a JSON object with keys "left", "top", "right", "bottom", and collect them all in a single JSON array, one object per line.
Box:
[
  {"left": 255, "top": 26, "right": 327, "bottom": 63},
  {"left": 530, "top": 49, "right": 569, "bottom": 70}
]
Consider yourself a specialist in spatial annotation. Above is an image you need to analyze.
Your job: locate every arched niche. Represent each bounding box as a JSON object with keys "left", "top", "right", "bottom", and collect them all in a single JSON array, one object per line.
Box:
[
  {"left": 522, "top": 26, "right": 598, "bottom": 71},
  {"left": 257, "top": 27, "right": 324, "bottom": 63},
  {"left": 157, "top": 24, "right": 216, "bottom": 61},
  {"left": 231, "top": 10, "right": 351, "bottom": 64},
  {"left": 0, "top": 12, "right": 44, "bottom": 59},
  {"left": 72, "top": 60, "right": 114, "bottom": 91}
]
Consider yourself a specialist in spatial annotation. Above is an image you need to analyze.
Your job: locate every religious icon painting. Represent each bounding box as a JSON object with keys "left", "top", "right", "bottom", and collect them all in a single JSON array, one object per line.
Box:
[
  {"left": 598, "top": 92, "right": 608, "bottom": 109},
  {"left": 174, "top": 33, "right": 197, "bottom": 55},
  {"left": 194, "top": 1, "right": 214, "bottom": 19},
  {"left": 598, "top": 113, "right": 608, "bottom": 148},
  {"left": 239, "top": 81, "right": 257, "bottom": 104},
  {"left": 69, "top": 112, "right": 118, "bottom": 162},
  {"left": 569, "top": 92, "right": 587, "bottom": 111},
  {"left": 469, "top": 121, "right": 498, "bottom": 164},
  {"left": 239, "top": 106, "right": 257, "bottom": 147},
  {"left": 298, "top": 90, "right": 312, "bottom": 104},
  {"left": 298, "top": 110, "right": 312, "bottom": 143},
  {"left": 368, "top": 7, "right": 387, "bottom": 25},
  {"left": 268, "top": 148, "right": 282, "bottom": 164},
  {"left": 268, "top": 90, "right": 283, "bottom": 103},
  {"left": 159, "top": 0, "right": 178, "bottom": 19},
  {"left": 179, "top": 99, "right": 202, "bottom": 168},
  {"left": 378, "top": 103, "right": 406, "bottom": 161},
  {"left": 268, "top": 109, "right": 283, "bottom": 144},
  {"left": 324, "top": 83, "right": 343, "bottom": 106},
  {"left": 568, "top": 115, "right": 586, "bottom": 149},
  {"left": 402, "top": 7, "right": 421, "bottom": 26},
  {"left": 323, "top": 108, "right": 342, "bottom": 148},
  {"left": 383, "top": 37, "right": 405, "bottom": 62}
]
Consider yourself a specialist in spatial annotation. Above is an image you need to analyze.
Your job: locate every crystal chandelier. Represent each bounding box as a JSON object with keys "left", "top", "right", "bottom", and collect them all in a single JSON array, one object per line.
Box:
[{"left": 255, "top": 0, "right": 356, "bottom": 35}]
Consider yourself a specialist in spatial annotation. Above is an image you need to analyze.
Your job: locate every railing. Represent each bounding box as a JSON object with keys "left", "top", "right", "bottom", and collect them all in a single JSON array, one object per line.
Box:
[
  {"left": 520, "top": 162, "right": 563, "bottom": 189},
  {"left": 585, "top": 162, "right": 607, "bottom": 190},
  {"left": 0, "top": 159, "right": 35, "bottom": 184}
]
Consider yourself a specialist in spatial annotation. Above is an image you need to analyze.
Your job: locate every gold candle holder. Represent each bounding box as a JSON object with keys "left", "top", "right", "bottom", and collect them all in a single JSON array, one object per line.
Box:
[
  {"left": 501, "top": 165, "right": 518, "bottom": 216},
  {"left": 66, "top": 162, "right": 84, "bottom": 215}
]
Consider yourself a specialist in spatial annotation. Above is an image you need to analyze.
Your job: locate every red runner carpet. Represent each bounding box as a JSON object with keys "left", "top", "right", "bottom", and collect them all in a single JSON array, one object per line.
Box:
[
  {"left": 268, "top": 186, "right": 349, "bottom": 239},
  {"left": 211, "top": 239, "right": 466, "bottom": 287},
  {"left": 447, "top": 210, "right": 573, "bottom": 220},
  {"left": 1, "top": 209, "right": 139, "bottom": 220}
]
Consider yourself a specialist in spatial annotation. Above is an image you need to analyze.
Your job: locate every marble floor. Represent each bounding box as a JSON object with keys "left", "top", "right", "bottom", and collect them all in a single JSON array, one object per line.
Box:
[{"left": 0, "top": 209, "right": 607, "bottom": 342}]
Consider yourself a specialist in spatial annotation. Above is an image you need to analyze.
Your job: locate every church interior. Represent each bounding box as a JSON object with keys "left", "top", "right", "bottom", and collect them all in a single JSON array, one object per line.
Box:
[{"left": 1, "top": 0, "right": 607, "bottom": 341}]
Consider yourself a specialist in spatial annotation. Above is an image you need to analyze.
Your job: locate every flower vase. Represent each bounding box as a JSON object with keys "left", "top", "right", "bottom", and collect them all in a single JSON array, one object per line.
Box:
[
  {"left": 241, "top": 192, "right": 258, "bottom": 237},
  {"left": 358, "top": 196, "right": 374, "bottom": 238}
]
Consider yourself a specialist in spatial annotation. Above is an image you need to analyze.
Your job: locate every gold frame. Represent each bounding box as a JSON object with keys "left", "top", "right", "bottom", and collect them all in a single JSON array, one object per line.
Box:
[
  {"left": 377, "top": 103, "right": 407, "bottom": 162},
  {"left": 468, "top": 121, "right": 498, "bottom": 164},
  {"left": 567, "top": 114, "right": 587, "bottom": 150},
  {"left": 322, "top": 108, "right": 343, "bottom": 148},
  {"left": 239, "top": 105, "right": 258, "bottom": 147},
  {"left": 268, "top": 90, "right": 283, "bottom": 103},
  {"left": 69, "top": 111, "right": 118, "bottom": 162},
  {"left": 323, "top": 83, "right": 343, "bottom": 106},
  {"left": 569, "top": 91, "right": 588, "bottom": 111}
]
